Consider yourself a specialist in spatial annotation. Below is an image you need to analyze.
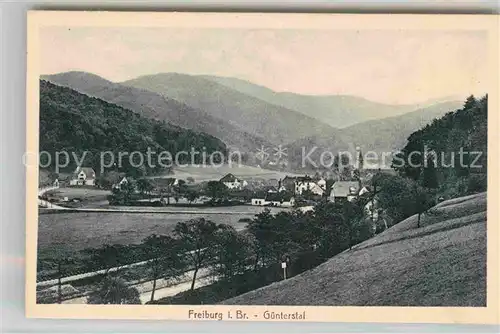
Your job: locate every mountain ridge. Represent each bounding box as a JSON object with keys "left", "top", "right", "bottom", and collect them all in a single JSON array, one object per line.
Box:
[
  {"left": 41, "top": 72, "right": 272, "bottom": 158},
  {"left": 198, "top": 74, "right": 461, "bottom": 128},
  {"left": 42, "top": 71, "right": 464, "bottom": 171},
  {"left": 121, "top": 72, "right": 338, "bottom": 144}
]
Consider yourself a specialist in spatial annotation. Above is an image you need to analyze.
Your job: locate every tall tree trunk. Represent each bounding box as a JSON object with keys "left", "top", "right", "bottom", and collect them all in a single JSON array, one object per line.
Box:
[
  {"left": 150, "top": 277, "right": 157, "bottom": 302},
  {"left": 190, "top": 266, "right": 199, "bottom": 291},
  {"left": 253, "top": 254, "right": 260, "bottom": 271}
]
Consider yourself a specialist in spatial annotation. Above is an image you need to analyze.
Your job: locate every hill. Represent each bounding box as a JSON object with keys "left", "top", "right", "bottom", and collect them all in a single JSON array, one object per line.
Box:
[
  {"left": 201, "top": 75, "right": 455, "bottom": 128},
  {"left": 43, "top": 71, "right": 464, "bottom": 171},
  {"left": 393, "top": 95, "right": 488, "bottom": 198},
  {"left": 39, "top": 80, "right": 227, "bottom": 176},
  {"left": 221, "top": 192, "right": 487, "bottom": 306},
  {"left": 121, "top": 73, "right": 336, "bottom": 144},
  {"left": 41, "top": 72, "right": 271, "bottom": 154},
  {"left": 286, "top": 100, "right": 463, "bottom": 170},
  {"left": 342, "top": 100, "right": 464, "bottom": 152}
]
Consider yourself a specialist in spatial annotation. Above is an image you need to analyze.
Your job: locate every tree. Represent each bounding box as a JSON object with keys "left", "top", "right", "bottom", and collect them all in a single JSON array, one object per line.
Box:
[
  {"left": 422, "top": 154, "right": 439, "bottom": 189},
  {"left": 413, "top": 183, "right": 434, "bottom": 228},
  {"left": 108, "top": 180, "right": 136, "bottom": 205},
  {"left": 341, "top": 199, "right": 370, "bottom": 249},
  {"left": 137, "top": 178, "right": 153, "bottom": 196},
  {"left": 185, "top": 189, "right": 199, "bottom": 205},
  {"left": 186, "top": 177, "right": 195, "bottom": 184},
  {"left": 376, "top": 174, "right": 420, "bottom": 223},
  {"left": 141, "top": 234, "right": 185, "bottom": 302},
  {"left": 247, "top": 209, "right": 276, "bottom": 269},
  {"left": 211, "top": 225, "right": 253, "bottom": 280},
  {"left": 87, "top": 277, "right": 141, "bottom": 304},
  {"left": 174, "top": 218, "right": 220, "bottom": 290},
  {"left": 310, "top": 202, "right": 347, "bottom": 257},
  {"left": 206, "top": 181, "right": 228, "bottom": 203},
  {"left": 38, "top": 246, "right": 77, "bottom": 304},
  {"left": 84, "top": 244, "right": 132, "bottom": 275},
  {"left": 173, "top": 194, "right": 180, "bottom": 203}
]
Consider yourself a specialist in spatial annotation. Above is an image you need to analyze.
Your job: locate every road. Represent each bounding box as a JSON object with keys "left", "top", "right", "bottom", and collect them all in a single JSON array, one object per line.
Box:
[
  {"left": 36, "top": 187, "right": 246, "bottom": 304},
  {"left": 59, "top": 268, "right": 215, "bottom": 304}
]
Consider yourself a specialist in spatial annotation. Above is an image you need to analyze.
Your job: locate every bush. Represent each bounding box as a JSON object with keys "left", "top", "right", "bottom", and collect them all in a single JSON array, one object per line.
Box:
[{"left": 467, "top": 174, "right": 487, "bottom": 193}]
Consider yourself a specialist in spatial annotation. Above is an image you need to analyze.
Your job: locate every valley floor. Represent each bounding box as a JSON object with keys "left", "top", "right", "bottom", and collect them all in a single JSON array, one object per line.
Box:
[{"left": 221, "top": 192, "right": 487, "bottom": 306}]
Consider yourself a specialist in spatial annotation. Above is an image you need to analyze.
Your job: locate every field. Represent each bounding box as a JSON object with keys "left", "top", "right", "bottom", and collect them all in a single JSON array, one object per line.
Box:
[
  {"left": 160, "top": 164, "right": 304, "bottom": 183},
  {"left": 37, "top": 205, "right": 287, "bottom": 256},
  {"left": 45, "top": 187, "right": 111, "bottom": 206},
  {"left": 222, "top": 192, "right": 487, "bottom": 306}
]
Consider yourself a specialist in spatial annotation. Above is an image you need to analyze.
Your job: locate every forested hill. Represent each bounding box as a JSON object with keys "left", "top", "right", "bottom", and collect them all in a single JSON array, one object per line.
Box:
[
  {"left": 394, "top": 94, "right": 488, "bottom": 198},
  {"left": 39, "top": 80, "right": 228, "bottom": 177}
]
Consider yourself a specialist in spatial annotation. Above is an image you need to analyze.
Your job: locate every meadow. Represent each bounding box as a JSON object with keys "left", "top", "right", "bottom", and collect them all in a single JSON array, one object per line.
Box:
[
  {"left": 37, "top": 205, "right": 288, "bottom": 255},
  {"left": 162, "top": 164, "right": 304, "bottom": 183}
]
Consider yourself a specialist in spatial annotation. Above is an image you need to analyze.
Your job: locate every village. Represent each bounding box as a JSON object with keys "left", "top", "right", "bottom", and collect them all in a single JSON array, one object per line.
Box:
[
  {"left": 36, "top": 161, "right": 390, "bottom": 304},
  {"left": 40, "top": 161, "right": 384, "bottom": 223}
]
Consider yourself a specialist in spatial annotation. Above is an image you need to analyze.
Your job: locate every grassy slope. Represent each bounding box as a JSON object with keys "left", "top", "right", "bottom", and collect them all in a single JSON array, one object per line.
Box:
[{"left": 221, "top": 192, "right": 487, "bottom": 306}]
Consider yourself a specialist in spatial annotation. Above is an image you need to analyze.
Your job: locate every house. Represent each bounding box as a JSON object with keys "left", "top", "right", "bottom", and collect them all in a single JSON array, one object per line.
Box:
[
  {"left": 295, "top": 176, "right": 325, "bottom": 196},
  {"left": 316, "top": 178, "right": 327, "bottom": 189},
  {"left": 69, "top": 167, "right": 96, "bottom": 186},
  {"left": 298, "top": 205, "right": 315, "bottom": 213},
  {"left": 281, "top": 176, "right": 297, "bottom": 193},
  {"left": 364, "top": 196, "right": 380, "bottom": 221},
  {"left": 265, "top": 186, "right": 278, "bottom": 193},
  {"left": 251, "top": 192, "right": 295, "bottom": 207},
  {"left": 113, "top": 177, "right": 130, "bottom": 190},
  {"left": 264, "top": 192, "right": 295, "bottom": 207},
  {"left": 151, "top": 177, "right": 179, "bottom": 190},
  {"left": 328, "top": 181, "right": 364, "bottom": 203},
  {"left": 251, "top": 198, "right": 267, "bottom": 206},
  {"left": 220, "top": 173, "right": 248, "bottom": 190}
]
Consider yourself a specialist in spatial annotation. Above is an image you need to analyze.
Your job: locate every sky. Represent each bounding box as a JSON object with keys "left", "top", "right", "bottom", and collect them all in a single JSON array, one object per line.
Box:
[{"left": 39, "top": 27, "right": 488, "bottom": 105}]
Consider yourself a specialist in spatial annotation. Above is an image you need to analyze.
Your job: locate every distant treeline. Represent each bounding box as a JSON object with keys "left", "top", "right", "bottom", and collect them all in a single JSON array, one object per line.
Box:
[{"left": 39, "top": 80, "right": 228, "bottom": 177}]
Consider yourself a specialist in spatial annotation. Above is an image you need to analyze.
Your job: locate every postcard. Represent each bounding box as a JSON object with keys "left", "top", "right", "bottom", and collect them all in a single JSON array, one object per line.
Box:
[{"left": 25, "top": 11, "right": 499, "bottom": 324}]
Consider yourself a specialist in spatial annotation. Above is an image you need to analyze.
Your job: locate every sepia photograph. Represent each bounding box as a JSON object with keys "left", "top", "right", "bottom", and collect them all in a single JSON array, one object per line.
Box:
[{"left": 25, "top": 11, "right": 499, "bottom": 323}]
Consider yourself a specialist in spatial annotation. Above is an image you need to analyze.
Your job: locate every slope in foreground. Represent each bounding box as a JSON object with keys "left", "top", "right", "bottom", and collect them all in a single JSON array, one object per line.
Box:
[{"left": 222, "top": 193, "right": 487, "bottom": 306}]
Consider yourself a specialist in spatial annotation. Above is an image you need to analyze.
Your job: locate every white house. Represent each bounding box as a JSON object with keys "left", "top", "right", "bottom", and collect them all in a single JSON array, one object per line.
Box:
[
  {"left": 220, "top": 173, "right": 248, "bottom": 190},
  {"left": 364, "top": 197, "right": 380, "bottom": 221},
  {"left": 251, "top": 192, "right": 295, "bottom": 207},
  {"left": 69, "top": 167, "right": 96, "bottom": 186},
  {"left": 298, "top": 205, "right": 315, "bottom": 213},
  {"left": 251, "top": 198, "right": 267, "bottom": 206}
]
